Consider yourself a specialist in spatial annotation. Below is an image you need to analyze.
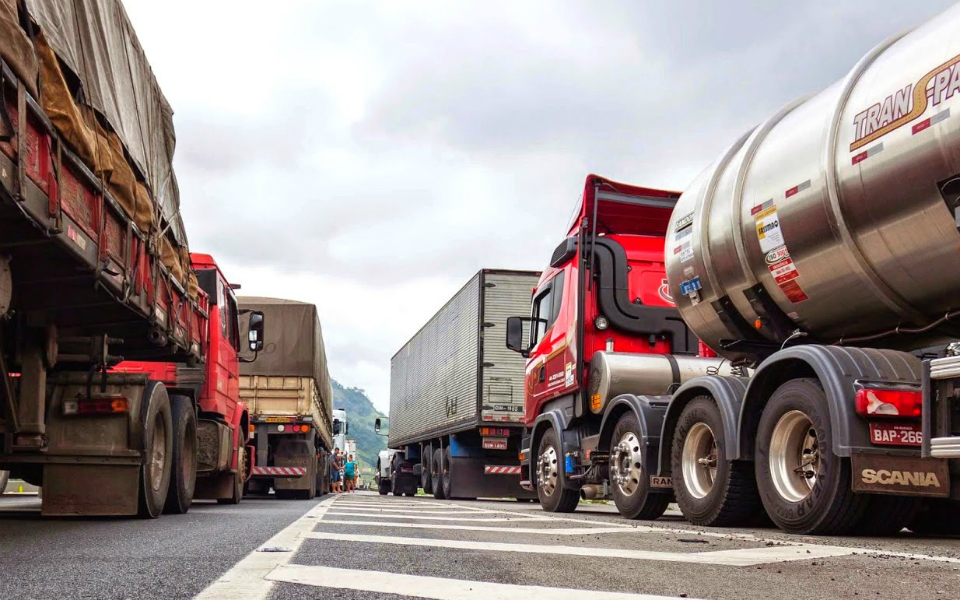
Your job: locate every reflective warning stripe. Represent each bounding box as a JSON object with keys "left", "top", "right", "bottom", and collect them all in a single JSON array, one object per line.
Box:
[
  {"left": 484, "top": 466, "right": 522, "bottom": 475},
  {"left": 252, "top": 466, "right": 306, "bottom": 477}
]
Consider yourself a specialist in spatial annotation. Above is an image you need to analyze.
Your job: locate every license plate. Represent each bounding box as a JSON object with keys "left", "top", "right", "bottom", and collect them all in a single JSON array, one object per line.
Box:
[
  {"left": 482, "top": 439, "right": 508, "bottom": 450},
  {"left": 869, "top": 422, "right": 922, "bottom": 446}
]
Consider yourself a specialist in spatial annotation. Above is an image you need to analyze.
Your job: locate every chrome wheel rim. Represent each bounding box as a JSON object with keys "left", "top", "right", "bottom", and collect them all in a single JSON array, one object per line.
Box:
[
  {"left": 682, "top": 422, "right": 717, "bottom": 499},
  {"left": 537, "top": 445, "right": 559, "bottom": 496},
  {"left": 150, "top": 419, "right": 167, "bottom": 493},
  {"left": 611, "top": 432, "right": 643, "bottom": 496},
  {"left": 769, "top": 410, "right": 820, "bottom": 503}
]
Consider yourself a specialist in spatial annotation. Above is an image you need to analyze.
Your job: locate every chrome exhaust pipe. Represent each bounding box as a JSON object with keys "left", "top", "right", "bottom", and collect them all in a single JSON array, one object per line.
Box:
[{"left": 580, "top": 484, "right": 606, "bottom": 500}]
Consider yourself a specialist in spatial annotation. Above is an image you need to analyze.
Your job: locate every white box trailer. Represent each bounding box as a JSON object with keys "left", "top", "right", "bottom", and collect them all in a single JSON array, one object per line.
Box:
[{"left": 388, "top": 269, "right": 539, "bottom": 499}]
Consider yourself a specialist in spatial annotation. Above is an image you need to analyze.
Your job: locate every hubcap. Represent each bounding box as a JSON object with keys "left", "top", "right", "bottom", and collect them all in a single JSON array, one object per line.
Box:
[
  {"left": 537, "top": 445, "right": 559, "bottom": 496},
  {"left": 769, "top": 410, "right": 820, "bottom": 503},
  {"left": 150, "top": 419, "right": 167, "bottom": 493},
  {"left": 611, "top": 432, "right": 644, "bottom": 496},
  {"left": 682, "top": 422, "right": 717, "bottom": 499}
]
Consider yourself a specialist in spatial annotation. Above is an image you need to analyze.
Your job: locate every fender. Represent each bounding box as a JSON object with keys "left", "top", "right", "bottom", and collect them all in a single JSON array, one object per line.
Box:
[
  {"left": 599, "top": 394, "right": 669, "bottom": 490},
  {"left": 657, "top": 375, "right": 748, "bottom": 475},
  {"left": 598, "top": 394, "right": 669, "bottom": 456},
  {"left": 527, "top": 407, "right": 578, "bottom": 487},
  {"left": 737, "top": 345, "right": 921, "bottom": 459}
]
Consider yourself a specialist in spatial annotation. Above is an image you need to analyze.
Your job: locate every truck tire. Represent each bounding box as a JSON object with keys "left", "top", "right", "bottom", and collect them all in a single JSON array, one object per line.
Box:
[
  {"left": 536, "top": 428, "right": 579, "bottom": 513},
  {"left": 610, "top": 412, "right": 670, "bottom": 520},
  {"left": 163, "top": 395, "right": 197, "bottom": 515},
  {"left": 909, "top": 499, "right": 960, "bottom": 535},
  {"left": 440, "top": 447, "right": 453, "bottom": 499},
  {"left": 671, "top": 396, "right": 759, "bottom": 527},
  {"left": 755, "top": 378, "right": 868, "bottom": 535},
  {"left": 378, "top": 479, "right": 391, "bottom": 495},
  {"left": 217, "top": 429, "right": 246, "bottom": 505},
  {"left": 421, "top": 451, "right": 434, "bottom": 494},
  {"left": 432, "top": 448, "right": 447, "bottom": 499},
  {"left": 0, "top": 471, "right": 8, "bottom": 496},
  {"left": 138, "top": 384, "right": 174, "bottom": 519}
]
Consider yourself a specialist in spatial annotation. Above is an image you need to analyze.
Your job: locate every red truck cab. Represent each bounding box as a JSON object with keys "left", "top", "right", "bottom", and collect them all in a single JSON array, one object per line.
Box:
[
  {"left": 113, "top": 253, "right": 263, "bottom": 509},
  {"left": 507, "top": 175, "right": 705, "bottom": 514}
]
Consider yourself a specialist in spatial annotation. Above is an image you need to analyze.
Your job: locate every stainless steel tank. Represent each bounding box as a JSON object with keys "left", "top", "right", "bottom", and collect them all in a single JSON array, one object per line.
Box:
[
  {"left": 587, "top": 352, "right": 735, "bottom": 415},
  {"left": 666, "top": 4, "right": 960, "bottom": 359}
]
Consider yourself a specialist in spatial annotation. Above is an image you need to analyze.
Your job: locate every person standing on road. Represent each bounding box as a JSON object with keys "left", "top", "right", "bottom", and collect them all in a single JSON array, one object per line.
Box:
[
  {"left": 344, "top": 454, "right": 357, "bottom": 493},
  {"left": 330, "top": 449, "right": 342, "bottom": 493}
]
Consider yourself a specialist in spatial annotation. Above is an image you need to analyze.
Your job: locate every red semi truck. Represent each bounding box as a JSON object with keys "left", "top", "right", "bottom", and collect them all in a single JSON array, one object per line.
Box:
[
  {"left": 508, "top": 4, "right": 960, "bottom": 535},
  {"left": 0, "top": 0, "right": 264, "bottom": 516}
]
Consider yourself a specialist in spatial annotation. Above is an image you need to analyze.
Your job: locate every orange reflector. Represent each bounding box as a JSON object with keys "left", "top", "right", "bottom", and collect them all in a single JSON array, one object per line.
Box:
[
  {"left": 249, "top": 424, "right": 256, "bottom": 433},
  {"left": 754, "top": 318, "right": 762, "bottom": 330}
]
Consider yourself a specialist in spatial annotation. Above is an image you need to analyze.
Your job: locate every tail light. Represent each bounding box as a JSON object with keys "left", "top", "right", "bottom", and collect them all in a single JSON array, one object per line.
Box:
[
  {"left": 854, "top": 387, "right": 921, "bottom": 418},
  {"left": 300, "top": 425, "right": 311, "bottom": 433},
  {"left": 480, "top": 427, "right": 510, "bottom": 437},
  {"left": 63, "top": 397, "right": 128, "bottom": 416}
]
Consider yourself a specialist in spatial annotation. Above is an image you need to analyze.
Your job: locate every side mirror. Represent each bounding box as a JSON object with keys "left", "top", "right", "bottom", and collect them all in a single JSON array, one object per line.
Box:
[
  {"left": 345, "top": 422, "right": 349, "bottom": 435},
  {"left": 506, "top": 316, "right": 543, "bottom": 358},
  {"left": 247, "top": 311, "right": 265, "bottom": 352},
  {"left": 374, "top": 418, "right": 381, "bottom": 434}
]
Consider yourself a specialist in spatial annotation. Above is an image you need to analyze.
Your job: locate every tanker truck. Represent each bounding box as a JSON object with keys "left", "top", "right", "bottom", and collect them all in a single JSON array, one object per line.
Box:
[
  {"left": 507, "top": 4, "right": 960, "bottom": 535},
  {"left": 0, "top": 0, "right": 264, "bottom": 517},
  {"left": 239, "top": 297, "right": 334, "bottom": 500}
]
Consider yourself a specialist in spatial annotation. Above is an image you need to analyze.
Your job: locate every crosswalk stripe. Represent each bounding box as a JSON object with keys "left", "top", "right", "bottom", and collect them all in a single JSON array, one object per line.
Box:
[
  {"left": 266, "top": 563, "right": 700, "bottom": 600},
  {"left": 325, "top": 510, "right": 548, "bottom": 522},
  {"left": 315, "top": 519, "right": 644, "bottom": 535},
  {"left": 329, "top": 505, "right": 495, "bottom": 514},
  {"left": 301, "top": 531, "right": 856, "bottom": 566}
]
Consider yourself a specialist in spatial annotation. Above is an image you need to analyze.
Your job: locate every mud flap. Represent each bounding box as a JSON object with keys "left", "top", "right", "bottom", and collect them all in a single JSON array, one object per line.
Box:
[
  {"left": 42, "top": 463, "right": 139, "bottom": 516},
  {"left": 851, "top": 455, "right": 949, "bottom": 497}
]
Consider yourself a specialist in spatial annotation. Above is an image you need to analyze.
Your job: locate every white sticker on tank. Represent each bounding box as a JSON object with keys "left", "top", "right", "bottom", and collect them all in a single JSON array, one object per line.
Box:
[
  {"left": 755, "top": 206, "right": 784, "bottom": 253},
  {"left": 679, "top": 242, "right": 693, "bottom": 263}
]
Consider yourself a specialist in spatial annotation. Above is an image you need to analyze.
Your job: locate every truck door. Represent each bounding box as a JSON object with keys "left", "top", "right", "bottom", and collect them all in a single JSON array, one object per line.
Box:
[
  {"left": 213, "top": 277, "right": 241, "bottom": 419},
  {"left": 527, "top": 269, "right": 569, "bottom": 404}
]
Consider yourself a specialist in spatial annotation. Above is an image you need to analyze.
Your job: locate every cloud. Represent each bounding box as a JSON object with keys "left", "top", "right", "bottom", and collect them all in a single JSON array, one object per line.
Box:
[{"left": 122, "top": 0, "right": 957, "bottom": 411}]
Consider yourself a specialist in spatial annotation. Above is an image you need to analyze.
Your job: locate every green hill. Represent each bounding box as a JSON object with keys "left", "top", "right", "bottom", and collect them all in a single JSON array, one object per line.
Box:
[{"left": 332, "top": 380, "right": 387, "bottom": 471}]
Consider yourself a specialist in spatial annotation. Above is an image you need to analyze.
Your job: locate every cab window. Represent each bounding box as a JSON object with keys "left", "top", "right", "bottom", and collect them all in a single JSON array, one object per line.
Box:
[{"left": 530, "top": 270, "right": 565, "bottom": 347}]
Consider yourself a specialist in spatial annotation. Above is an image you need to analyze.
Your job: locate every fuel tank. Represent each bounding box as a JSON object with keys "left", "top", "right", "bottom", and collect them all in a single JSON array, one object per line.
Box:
[
  {"left": 586, "top": 351, "right": 735, "bottom": 415},
  {"left": 665, "top": 4, "right": 960, "bottom": 360}
]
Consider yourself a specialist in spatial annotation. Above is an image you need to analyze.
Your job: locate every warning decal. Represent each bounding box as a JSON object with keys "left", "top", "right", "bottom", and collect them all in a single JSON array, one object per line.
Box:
[{"left": 763, "top": 245, "right": 809, "bottom": 304}]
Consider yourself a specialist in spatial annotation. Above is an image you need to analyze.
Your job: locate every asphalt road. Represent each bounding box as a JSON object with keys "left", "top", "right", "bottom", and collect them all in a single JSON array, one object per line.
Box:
[{"left": 2, "top": 491, "right": 960, "bottom": 599}]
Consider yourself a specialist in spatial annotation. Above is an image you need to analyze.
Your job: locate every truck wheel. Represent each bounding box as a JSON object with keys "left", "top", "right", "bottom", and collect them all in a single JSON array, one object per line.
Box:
[
  {"left": 441, "top": 448, "right": 453, "bottom": 499},
  {"left": 163, "top": 396, "right": 197, "bottom": 515},
  {"left": 672, "top": 396, "right": 759, "bottom": 527},
  {"left": 0, "top": 471, "right": 8, "bottom": 496},
  {"left": 421, "top": 451, "right": 434, "bottom": 494},
  {"left": 378, "top": 479, "right": 391, "bottom": 495},
  {"left": 138, "top": 384, "right": 174, "bottom": 519},
  {"left": 432, "top": 448, "right": 447, "bottom": 499},
  {"left": 755, "top": 378, "right": 868, "bottom": 535},
  {"left": 610, "top": 412, "right": 670, "bottom": 520},
  {"left": 536, "top": 428, "right": 579, "bottom": 513},
  {"left": 909, "top": 499, "right": 960, "bottom": 535},
  {"left": 217, "top": 431, "right": 246, "bottom": 505}
]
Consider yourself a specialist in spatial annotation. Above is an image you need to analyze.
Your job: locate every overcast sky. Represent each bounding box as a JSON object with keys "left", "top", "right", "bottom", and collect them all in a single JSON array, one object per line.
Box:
[{"left": 124, "top": 0, "right": 954, "bottom": 412}]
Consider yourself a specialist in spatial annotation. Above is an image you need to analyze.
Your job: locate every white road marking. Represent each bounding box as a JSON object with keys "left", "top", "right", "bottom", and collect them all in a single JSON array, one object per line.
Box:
[
  {"left": 193, "top": 496, "right": 336, "bottom": 600},
  {"left": 329, "top": 504, "right": 498, "bottom": 514},
  {"left": 326, "top": 510, "right": 548, "bottom": 522},
  {"left": 266, "top": 563, "right": 700, "bottom": 600},
  {"left": 315, "top": 519, "right": 642, "bottom": 535},
  {"left": 302, "top": 531, "right": 855, "bottom": 566}
]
